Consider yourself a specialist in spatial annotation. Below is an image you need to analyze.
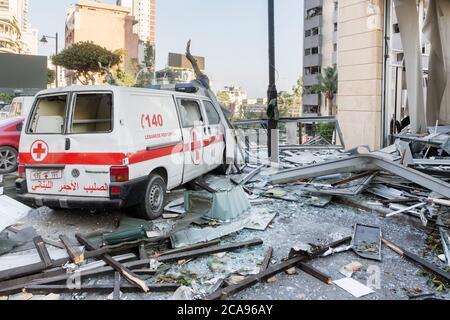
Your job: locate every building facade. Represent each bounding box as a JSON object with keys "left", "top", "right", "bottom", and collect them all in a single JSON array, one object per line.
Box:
[
  {"left": 242, "top": 98, "right": 267, "bottom": 116},
  {"left": 334, "top": 0, "right": 432, "bottom": 150},
  {"left": 0, "top": 0, "right": 35, "bottom": 54},
  {"left": 302, "top": 0, "right": 338, "bottom": 116},
  {"left": 65, "top": 1, "right": 139, "bottom": 85},
  {"left": 155, "top": 52, "right": 205, "bottom": 86},
  {"left": 117, "top": 0, "right": 155, "bottom": 65},
  {"left": 218, "top": 86, "right": 248, "bottom": 117}
]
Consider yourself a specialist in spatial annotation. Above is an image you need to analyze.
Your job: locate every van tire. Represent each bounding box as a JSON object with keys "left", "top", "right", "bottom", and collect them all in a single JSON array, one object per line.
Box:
[
  {"left": 136, "top": 174, "right": 166, "bottom": 220},
  {"left": 0, "top": 146, "right": 18, "bottom": 174}
]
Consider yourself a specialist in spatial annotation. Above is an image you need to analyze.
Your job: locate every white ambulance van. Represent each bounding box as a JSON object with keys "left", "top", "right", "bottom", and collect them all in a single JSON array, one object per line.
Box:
[{"left": 16, "top": 85, "right": 228, "bottom": 219}]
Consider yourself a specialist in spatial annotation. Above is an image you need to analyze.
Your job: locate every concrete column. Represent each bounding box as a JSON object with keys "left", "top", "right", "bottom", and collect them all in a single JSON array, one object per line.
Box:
[
  {"left": 286, "top": 122, "right": 298, "bottom": 145},
  {"left": 337, "top": 0, "right": 384, "bottom": 150}
]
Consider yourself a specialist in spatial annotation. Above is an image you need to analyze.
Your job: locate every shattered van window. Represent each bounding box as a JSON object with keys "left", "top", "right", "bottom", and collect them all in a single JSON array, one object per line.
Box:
[
  {"left": 178, "top": 99, "right": 203, "bottom": 127},
  {"left": 28, "top": 94, "right": 68, "bottom": 134},
  {"left": 71, "top": 93, "right": 112, "bottom": 133},
  {"left": 203, "top": 100, "right": 220, "bottom": 125}
]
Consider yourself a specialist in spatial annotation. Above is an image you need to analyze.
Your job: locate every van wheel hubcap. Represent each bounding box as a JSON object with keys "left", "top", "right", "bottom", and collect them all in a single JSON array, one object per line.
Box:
[
  {"left": 0, "top": 150, "right": 17, "bottom": 170},
  {"left": 149, "top": 184, "right": 162, "bottom": 210}
]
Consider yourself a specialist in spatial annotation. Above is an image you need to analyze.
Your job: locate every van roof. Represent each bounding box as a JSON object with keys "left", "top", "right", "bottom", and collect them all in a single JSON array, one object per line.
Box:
[{"left": 36, "top": 85, "right": 210, "bottom": 100}]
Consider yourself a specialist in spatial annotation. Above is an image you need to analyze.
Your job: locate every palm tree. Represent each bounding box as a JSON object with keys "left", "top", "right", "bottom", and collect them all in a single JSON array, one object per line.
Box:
[{"left": 312, "top": 66, "right": 338, "bottom": 116}]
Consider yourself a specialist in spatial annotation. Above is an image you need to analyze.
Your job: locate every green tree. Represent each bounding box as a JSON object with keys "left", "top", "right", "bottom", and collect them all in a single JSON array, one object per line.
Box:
[
  {"left": 47, "top": 69, "right": 56, "bottom": 85},
  {"left": 114, "top": 69, "right": 136, "bottom": 87},
  {"left": 0, "top": 93, "right": 14, "bottom": 104},
  {"left": 316, "top": 122, "right": 336, "bottom": 143},
  {"left": 216, "top": 91, "right": 231, "bottom": 104},
  {"left": 311, "top": 66, "right": 337, "bottom": 116},
  {"left": 136, "top": 42, "right": 155, "bottom": 87},
  {"left": 277, "top": 91, "right": 294, "bottom": 117},
  {"left": 52, "top": 41, "right": 121, "bottom": 85}
]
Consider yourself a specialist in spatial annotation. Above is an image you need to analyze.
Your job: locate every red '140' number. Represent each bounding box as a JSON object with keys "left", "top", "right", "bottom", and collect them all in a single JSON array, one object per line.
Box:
[{"left": 141, "top": 114, "right": 164, "bottom": 128}]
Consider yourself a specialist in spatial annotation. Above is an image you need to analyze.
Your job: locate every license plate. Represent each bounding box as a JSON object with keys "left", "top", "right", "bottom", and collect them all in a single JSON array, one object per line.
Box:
[{"left": 31, "top": 169, "right": 62, "bottom": 181}]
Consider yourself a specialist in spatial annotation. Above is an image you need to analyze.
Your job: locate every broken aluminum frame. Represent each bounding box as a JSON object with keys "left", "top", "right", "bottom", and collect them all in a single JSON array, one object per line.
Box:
[
  {"left": 268, "top": 154, "right": 450, "bottom": 198},
  {"left": 231, "top": 165, "right": 265, "bottom": 186},
  {"left": 440, "top": 227, "right": 450, "bottom": 268},
  {"left": 233, "top": 116, "right": 346, "bottom": 149},
  {"left": 299, "top": 172, "right": 378, "bottom": 196},
  {"left": 351, "top": 224, "right": 382, "bottom": 261}
]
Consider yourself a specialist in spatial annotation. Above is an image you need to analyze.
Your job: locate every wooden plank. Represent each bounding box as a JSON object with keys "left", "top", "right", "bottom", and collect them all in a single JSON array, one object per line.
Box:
[
  {"left": 42, "top": 239, "right": 66, "bottom": 250},
  {"left": 113, "top": 272, "right": 121, "bottom": 300},
  {"left": 382, "top": 238, "right": 450, "bottom": 284},
  {"left": 155, "top": 239, "right": 220, "bottom": 257},
  {"left": 0, "top": 259, "right": 155, "bottom": 295},
  {"left": 0, "top": 239, "right": 263, "bottom": 294},
  {"left": 4, "top": 283, "right": 179, "bottom": 295},
  {"left": 298, "top": 262, "right": 333, "bottom": 285},
  {"left": 205, "top": 237, "right": 351, "bottom": 300},
  {"left": 59, "top": 235, "right": 84, "bottom": 264},
  {"left": 33, "top": 236, "right": 53, "bottom": 268},
  {"left": 260, "top": 247, "right": 273, "bottom": 272},
  {"left": 75, "top": 233, "right": 149, "bottom": 292},
  {"left": 0, "top": 242, "right": 140, "bottom": 282},
  {"left": 157, "top": 238, "right": 263, "bottom": 263}
]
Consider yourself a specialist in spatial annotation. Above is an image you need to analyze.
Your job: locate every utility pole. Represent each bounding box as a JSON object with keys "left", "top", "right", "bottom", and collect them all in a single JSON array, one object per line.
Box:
[
  {"left": 40, "top": 32, "right": 59, "bottom": 87},
  {"left": 267, "top": 0, "right": 278, "bottom": 162}
]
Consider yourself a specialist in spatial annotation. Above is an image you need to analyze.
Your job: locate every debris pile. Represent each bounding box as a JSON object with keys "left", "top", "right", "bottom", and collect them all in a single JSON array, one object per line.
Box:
[{"left": 1, "top": 126, "right": 450, "bottom": 300}]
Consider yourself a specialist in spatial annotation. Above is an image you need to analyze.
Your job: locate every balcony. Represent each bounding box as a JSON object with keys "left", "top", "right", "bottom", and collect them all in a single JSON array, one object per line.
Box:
[
  {"left": 392, "top": 32, "right": 402, "bottom": 51},
  {"left": 303, "top": 93, "right": 320, "bottom": 106},
  {"left": 422, "top": 54, "right": 429, "bottom": 71},
  {"left": 304, "top": 15, "right": 322, "bottom": 31},
  {"left": 305, "top": 0, "right": 323, "bottom": 11},
  {"left": 304, "top": 34, "right": 321, "bottom": 49},
  {"left": 304, "top": 54, "right": 322, "bottom": 68},
  {"left": 303, "top": 74, "right": 319, "bottom": 86},
  {"left": 332, "top": 52, "right": 337, "bottom": 65}
]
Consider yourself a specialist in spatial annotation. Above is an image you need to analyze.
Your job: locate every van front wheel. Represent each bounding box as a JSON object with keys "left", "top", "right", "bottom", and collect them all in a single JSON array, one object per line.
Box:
[{"left": 136, "top": 174, "right": 166, "bottom": 220}]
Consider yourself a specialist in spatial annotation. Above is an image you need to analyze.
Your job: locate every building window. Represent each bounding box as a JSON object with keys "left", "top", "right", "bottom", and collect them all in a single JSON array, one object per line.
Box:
[
  {"left": 311, "top": 27, "right": 319, "bottom": 36},
  {"left": 311, "top": 47, "right": 319, "bottom": 55},
  {"left": 305, "top": 29, "right": 311, "bottom": 37},
  {"left": 303, "top": 105, "right": 319, "bottom": 114},
  {"left": 393, "top": 23, "right": 400, "bottom": 33},
  {"left": 304, "top": 66, "right": 321, "bottom": 76},
  {"left": 397, "top": 53, "right": 404, "bottom": 62},
  {"left": 304, "top": 86, "right": 312, "bottom": 93},
  {"left": 305, "top": 48, "right": 311, "bottom": 56},
  {"left": 333, "top": 43, "right": 337, "bottom": 52},
  {"left": 334, "top": 23, "right": 338, "bottom": 32},
  {"left": 306, "top": 6, "right": 322, "bottom": 19}
]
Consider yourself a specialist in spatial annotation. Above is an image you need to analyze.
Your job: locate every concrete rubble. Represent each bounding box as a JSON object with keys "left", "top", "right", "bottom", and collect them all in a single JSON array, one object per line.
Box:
[{"left": 0, "top": 126, "right": 450, "bottom": 300}]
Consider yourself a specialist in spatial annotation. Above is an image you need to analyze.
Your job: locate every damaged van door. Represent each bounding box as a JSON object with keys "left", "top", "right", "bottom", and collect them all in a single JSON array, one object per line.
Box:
[{"left": 18, "top": 91, "right": 117, "bottom": 206}]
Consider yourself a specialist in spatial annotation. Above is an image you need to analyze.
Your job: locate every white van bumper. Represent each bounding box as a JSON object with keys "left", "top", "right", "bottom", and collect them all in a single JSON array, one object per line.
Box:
[
  {"left": 16, "top": 193, "right": 123, "bottom": 209},
  {"left": 15, "top": 176, "right": 149, "bottom": 210}
]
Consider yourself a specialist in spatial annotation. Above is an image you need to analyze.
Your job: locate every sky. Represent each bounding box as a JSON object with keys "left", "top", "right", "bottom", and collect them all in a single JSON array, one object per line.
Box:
[{"left": 29, "top": 0, "right": 304, "bottom": 98}]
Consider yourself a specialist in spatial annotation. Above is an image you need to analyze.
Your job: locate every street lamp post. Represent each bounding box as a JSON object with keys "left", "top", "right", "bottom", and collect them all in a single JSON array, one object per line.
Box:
[
  {"left": 267, "top": 0, "right": 278, "bottom": 161},
  {"left": 40, "top": 33, "right": 59, "bottom": 87}
]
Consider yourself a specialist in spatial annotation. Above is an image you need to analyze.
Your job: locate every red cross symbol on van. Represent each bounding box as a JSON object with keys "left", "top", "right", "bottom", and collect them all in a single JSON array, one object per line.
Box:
[
  {"left": 30, "top": 140, "right": 49, "bottom": 162},
  {"left": 191, "top": 130, "right": 202, "bottom": 165}
]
